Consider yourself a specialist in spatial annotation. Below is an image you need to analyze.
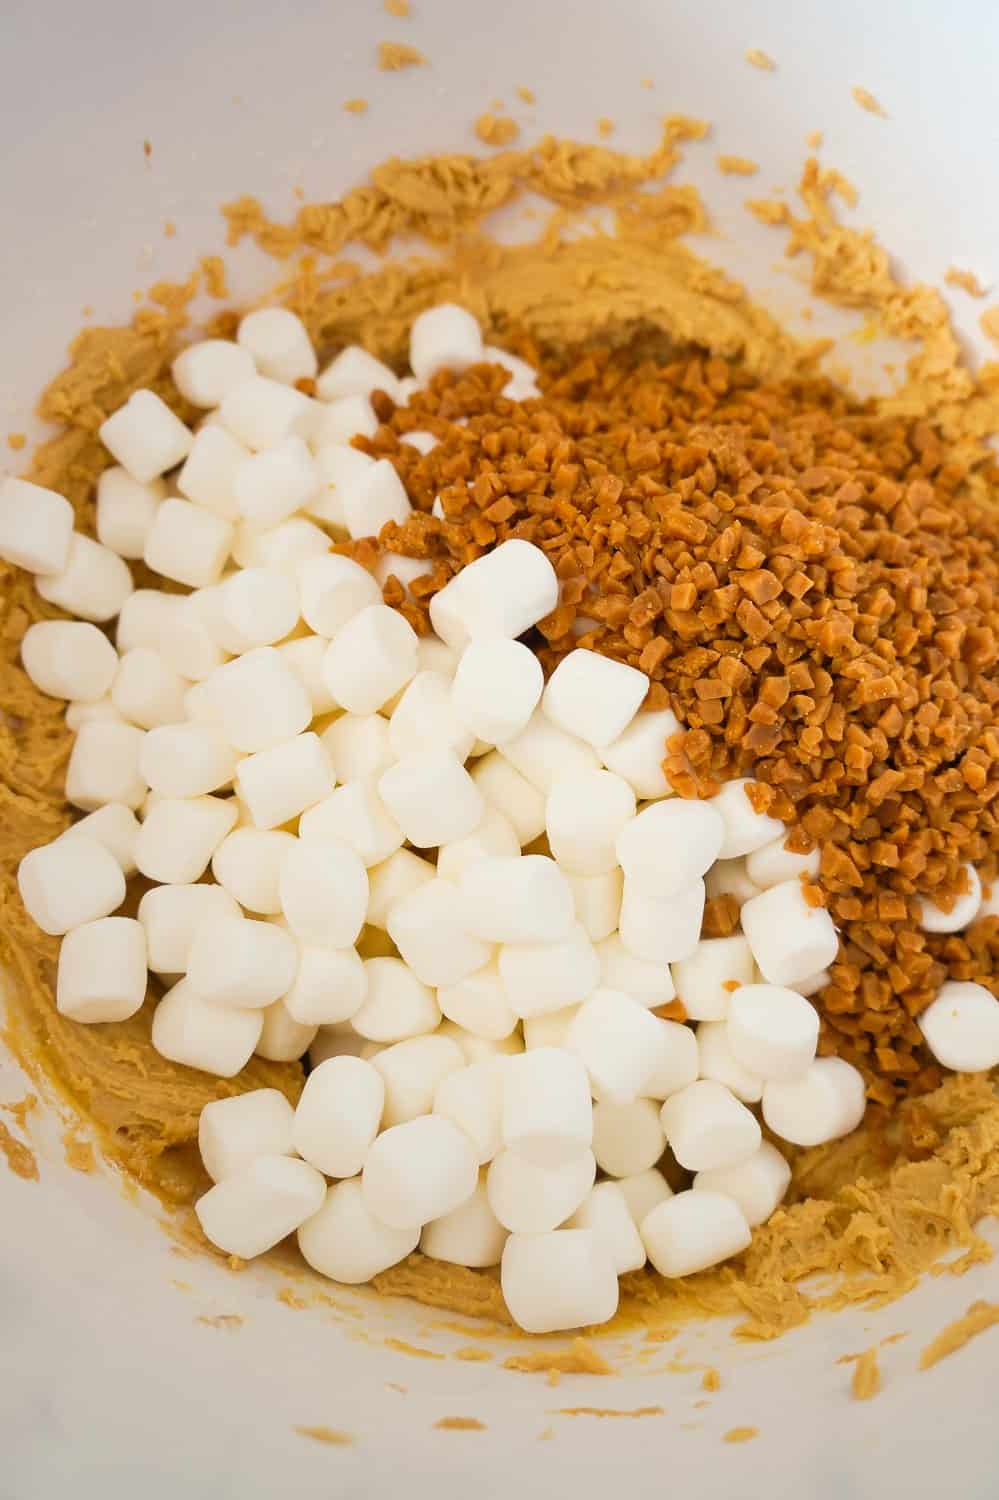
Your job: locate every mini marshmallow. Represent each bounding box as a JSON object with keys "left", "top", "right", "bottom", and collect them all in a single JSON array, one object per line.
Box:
[
  {"left": 298, "top": 1177, "right": 419, "bottom": 1283},
  {"left": 36, "top": 533, "right": 133, "bottom": 623},
  {"left": 421, "top": 1178, "right": 507, "bottom": 1268},
  {"left": 458, "top": 855, "right": 574, "bottom": 944},
  {"left": 56, "top": 917, "right": 146, "bottom": 1023},
  {"left": 389, "top": 671, "right": 474, "bottom": 761},
  {"left": 343, "top": 458, "right": 412, "bottom": 540},
  {"left": 234, "top": 516, "right": 330, "bottom": 573},
  {"left": 591, "top": 1098, "right": 665, "bottom": 1177},
  {"left": 135, "top": 796, "right": 238, "bottom": 884},
  {"left": 693, "top": 1141, "right": 791, "bottom": 1228},
  {"left": 543, "top": 649, "right": 648, "bottom": 749},
  {"left": 284, "top": 945, "right": 367, "bottom": 1026},
  {"left": 595, "top": 933, "right": 676, "bottom": 1008},
  {"left": 96, "top": 467, "right": 164, "bottom": 559},
  {"left": 470, "top": 753, "right": 547, "bottom": 845},
  {"left": 641, "top": 1190, "right": 751, "bottom": 1278},
  {"left": 660, "top": 1079, "right": 761, "bottom": 1172},
  {"left": 362, "top": 1114, "right": 479, "bottom": 1230},
  {"left": 206, "top": 647, "right": 312, "bottom": 753},
  {"left": 0, "top": 477, "right": 74, "bottom": 575},
  {"left": 372, "top": 1034, "right": 464, "bottom": 1128},
  {"left": 140, "top": 723, "right": 237, "bottom": 799},
  {"left": 65, "top": 722, "right": 147, "bottom": 810},
  {"left": 433, "top": 1060, "right": 505, "bottom": 1164},
  {"left": 501, "top": 1046, "right": 592, "bottom": 1168},
  {"left": 219, "top": 375, "right": 312, "bottom": 450},
  {"left": 696, "top": 1021, "right": 764, "bottom": 1104},
  {"left": 237, "top": 307, "right": 317, "bottom": 384},
  {"left": 501, "top": 1229, "right": 617, "bottom": 1334},
  {"left": 352, "top": 957, "right": 440, "bottom": 1042},
  {"left": 436, "top": 806, "right": 520, "bottom": 883},
  {"left": 308, "top": 444, "right": 375, "bottom": 527},
  {"left": 568, "top": 989, "right": 670, "bottom": 1105},
  {"left": 255, "top": 998, "right": 318, "bottom": 1061},
  {"left": 379, "top": 748, "right": 483, "bottom": 848},
  {"left": 616, "top": 799, "right": 724, "bottom": 895},
  {"left": 386, "top": 877, "right": 492, "bottom": 988},
  {"left": 143, "top": 498, "right": 233, "bottom": 589},
  {"left": 138, "top": 882, "right": 241, "bottom": 974},
  {"left": 712, "top": 778, "right": 785, "bottom": 858},
  {"left": 278, "top": 837, "right": 368, "bottom": 947},
  {"left": 600, "top": 707, "right": 681, "bottom": 800},
  {"left": 299, "top": 779, "right": 403, "bottom": 866},
  {"left": 429, "top": 539, "right": 558, "bottom": 651},
  {"left": 20, "top": 621, "right": 118, "bottom": 702},
  {"left": 323, "top": 604, "right": 418, "bottom": 716},
  {"left": 566, "top": 1181, "right": 646, "bottom": 1274},
  {"left": 746, "top": 834, "right": 821, "bottom": 890},
  {"left": 919, "top": 865, "right": 982, "bottom": 934},
  {"left": 277, "top": 635, "right": 337, "bottom": 715},
  {"left": 172, "top": 339, "right": 256, "bottom": 408},
  {"left": 65, "top": 697, "right": 124, "bottom": 729},
  {"left": 618, "top": 878, "right": 705, "bottom": 964},
  {"left": 499, "top": 922, "right": 600, "bottom": 1019},
  {"left": 917, "top": 980, "right": 999, "bottom": 1072},
  {"left": 236, "top": 733, "right": 335, "bottom": 830},
  {"left": 726, "top": 983, "right": 819, "bottom": 1082},
  {"left": 617, "top": 1168, "right": 673, "bottom": 1227},
  {"left": 292, "top": 1055, "right": 384, "bottom": 1177},
  {"left": 741, "top": 879, "right": 840, "bottom": 988},
  {"left": 211, "top": 828, "right": 295, "bottom": 914},
  {"left": 195, "top": 1154, "right": 326, "bottom": 1259},
  {"left": 704, "top": 857, "right": 761, "bottom": 906},
  {"left": 59, "top": 803, "right": 140, "bottom": 876},
  {"left": 158, "top": 593, "right": 229, "bottom": 681},
  {"left": 439, "top": 963, "right": 518, "bottom": 1041},
  {"left": 217, "top": 567, "right": 300, "bottom": 648},
  {"left": 451, "top": 638, "right": 543, "bottom": 745},
  {"left": 671, "top": 935, "right": 755, "bottom": 1022},
  {"left": 497, "top": 711, "right": 600, "bottom": 795},
  {"left": 232, "top": 435, "right": 320, "bottom": 531},
  {"left": 112, "top": 648, "right": 188, "bottom": 728},
  {"left": 546, "top": 768, "right": 636, "bottom": 876},
  {"left": 795, "top": 968, "right": 830, "bottom": 998},
  {"left": 310, "top": 394, "right": 378, "bottom": 448},
  {"left": 152, "top": 978, "right": 263, "bottom": 1076},
  {"left": 416, "top": 634, "right": 460, "bottom": 679},
  {"left": 762, "top": 1057, "right": 866, "bottom": 1147},
  {"left": 409, "top": 303, "right": 483, "bottom": 382},
  {"left": 187, "top": 914, "right": 298, "bottom": 1009},
  {"left": 316, "top": 345, "right": 403, "bottom": 403},
  {"left": 487, "top": 1147, "right": 596, "bottom": 1234},
  {"left": 18, "top": 834, "right": 125, "bottom": 936},
  {"left": 366, "top": 848, "right": 435, "bottom": 929},
  {"left": 439, "top": 1024, "right": 524, "bottom": 1066},
  {"left": 482, "top": 344, "right": 539, "bottom": 393},
  {"left": 321, "top": 715, "right": 393, "bottom": 788},
  {"left": 522, "top": 1005, "right": 578, "bottom": 1051},
  {"left": 374, "top": 551, "right": 434, "bottom": 594},
  {"left": 116, "top": 589, "right": 177, "bottom": 654},
  {"left": 99, "top": 390, "right": 192, "bottom": 483},
  {"left": 298, "top": 554, "right": 381, "bottom": 638},
  {"left": 198, "top": 1089, "right": 296, "bottom": 1182},
  {"left": 309, "top": 1025, "right": 371, "bottom": 1066},
  {"left": 642, "top": 1017, "right": 700, "bottom": 1100}
]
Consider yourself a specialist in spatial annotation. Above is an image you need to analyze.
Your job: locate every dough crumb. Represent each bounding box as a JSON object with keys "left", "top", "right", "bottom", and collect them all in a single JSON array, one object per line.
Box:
[
  {"left": 852, "top": 86, "right": 887, "bottom": 117},
  {"left": 717, "top": 154, "right": 759, "bottom": 176},
  {"left": 6, "top": 432, "right": 26, "bottom": 451},
  {"left": 384, "top": 1337, "right": 445, "bottom": 1360},
  {"left": 597, "top": 118, "right": 614, "bottom": 139},
  {"left": 745, "top": 48, "right": 776, "bottom": 70},
  {"left": 1, "top": 1095, "right": 37, "bottom": 1128},
  {"left": 197, "top": 1314, "right": 243, "bottom": 1330},
  {"left": 538, "top": 1425, "right": 555, "bottom": 1441},
  {"left": 344, "top": 97, "right": 369, "bottom": 114},
  {"left": 377, "top": 40, "right": 427, "bottom": 70},
  {"left": 453, "top": 1345, "right": 492, "bottom": 1362},
  {"left": 640, "top": 76, "right": 653, "bottom": 88},
  {"left": 475, "top": 113, "right": 520, "bottom": 147},
  {"left": 199, "top": 255, "right": 228, "bottom": 299},
  {"left": 163, "top": 220, "right": 176, "bottom": 239},
  {"left": 0, "top": 1121, "right": 38, "bottom": 1181},
  {"left": 944, "top": 266, "right": 987, "bottom": 298},
  {"left": 806, "top": 129, "right": 823, "bottom": 148},
  {"left": 919, "top": 1301, "right": 999, "bottom": 1370},
  {"left": 979, "top": 307, "right": 999, "bottom": 346},
  {"left": 553, "top": 1405, "right": 664, "bottom": 1419},
  {"left": 278, "top": 1286, "right": 308, "bottom": 1309},
  {"left": 504, "top": 1337, "right": 613, "bottom": 1377},
  {"left": 434, "top": 1416, "right": 486, "bottom": 1431},
  {"left": 701, "top": 1367, "right": 722, "bottom": 1391},
  {"left": 294, "top": 1426, "right": 354, "bottom": 1446},
  {"left": 724, "top": 1426, "right": 759, "bottom": 1443},
  {"left": 849, "top": 1347, "right": 882, "bottom": 1401},
  {"left": 62, "top": 1128, "right": 95, "bottom": 1173},
  {"left": 384, "top": 0, "right": 410, "bottom": 13},
  {"left": 516, "top": 85, "right": 535, "bottom": 104}
]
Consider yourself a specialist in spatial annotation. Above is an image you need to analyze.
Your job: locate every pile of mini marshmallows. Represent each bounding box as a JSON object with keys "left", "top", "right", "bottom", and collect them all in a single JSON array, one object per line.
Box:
[{"left": 5, "top": 302, "right": 999, "bottom": 1336}]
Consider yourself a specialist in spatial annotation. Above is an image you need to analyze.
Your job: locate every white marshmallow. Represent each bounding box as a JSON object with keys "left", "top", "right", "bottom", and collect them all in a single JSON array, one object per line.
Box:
[
  {"left": 438, "top": 962, "right": 518, "bottom": 1040},
  {"left": 429, "top": 540, "right": 559, "bottom": 652},
  {"left": 158, "top": 593, "right": 229, "bottom": 682},
  {"left": 115, "top": 589, "right": 177, "bottom": 654},
  {"left": 112, "top": 648, "right": 188, "bottom": 728},
  {"left": 36, "top": 533, "right": 133, "bottom": 623},
  {"left": 501, "top": 1228, "right": 617, "bottom": 1334},
  {"left": 317, "top": 345, "right": 402, "bottom": 403},
  {"left": 379, "top": 748, "right": 483, "bottom": 848},
  {"left": 386, "top": 877, "right": 492, "bottom": 987},
  {"left": 919, "top": 865, "right": 983, "bottom": 934},
  {"left": 65, "top": 697, "right": 124, "bottom": 729},
  {"left": 0, "top": 477, "right": 74, "bottom": 575},
  {"left": 546, "top": 768, "right": 636, "bottom": 876},
  {"left": 436, "top": 806, "right": 520, "bottom": 883},
  {"left": 232, "top": 435, "right": 319, "bottom": 531},
  {"left": 762, "top": 1057, "right": 866, "bottom": 1147},
  {"left": 284, "top": 945, "right": 367, "bottom": 1025},
  {"left": 543, "top": 649, "right": 648, "bottom": 749},
  {"left": 219, "top": 375, "right": 312, "bottom": 450},
  {"left": 470, "top": 753, "right": 547, "bottom": 846},
  {"left": 18, "top": 834, "right": 125, "bottom": 937},
  {"left": 501, "top": 1046, "right": 592, "bottom": 1168},
  {"left": 352, "top": 956, "right": 439, "bottom": 1041},
  {"left": 711, "top": 778, "right": 785, "bottom": 858},
  {"left": 522, "top": 1005, "right": 579, "bottom": 1050},
  {"left": 20, "top": 621, "right": 117, "bottom": 703},
  {"left": 917, "top": 980, "right": 999, "bottom": 1072},
  {"left": 278, "top": 836, "right": 368, "bottom": 948},
  {"left": 497, "top": 711, "right": 600, "bottom": 795},
  {"left": 255, "top": 998, "right": 318, "bottom": 1061},
  {"left": 298, "top": 553, "right": 381, "bottom": 638},
  {"left": 616, "top": 799, "right": 724, "bottom": 895},
  {"left": 600, "top": 707, "right": 680, "bottom": 800},
  {"left": 237, "top": 307, "right": 317, "bottom": 384},
  {"left": 726, "top": 982, "right": 819, "bottom": 1082},
  {"left": 310, "top": 394, "right": 378, "bottom": 448},
  {"left": 439, "top": 1023, "right": 524, "bottom": 1066},
  {"left": 481, "top": 344, "right": 538, "bottom": 391},
  {"left": 458, "top": 854, "right": 573, "bottom": 944},
  {"left": 298, "top": 1177, "right": 419, "bottom": 1282},
  {"left": 794, "top": 968, "right": 830, "bottom": 998},
  {"left": 641, "top": 1190, "right": 751, "bottom": 1278},
  {"left": 433, "top": 1060, "right": 505, "bottom": 1164},
  {"left": 451, "top": 638, "right": 543, "bottom": 745},
  {"left": 616, "top": 1168, "right": 673, "bottom": 1227},
  {"left": 134, "top": 796, "right": 238, "bottom": 884},
  {"left": 362, "top": 1114, "right": 479, "bottom": 1230},
  {"left": 421, "top": 1178, "right": 507, "bottom": 1267},
  {"left": 206, "top": 647, "right": 311, "bottom": 753},
  {"left": 137, "top": 883, "right": 241, "bottom": 975},
  {"left": 372, "top": 1034, "right": 464, "bottom": 1128},
  {"left": 99, "top": 390, "right": 192, "bottom": 483},
  {"left": 409, "top": 303, "right": 483, "bottom": 382},
  {"left": 299, "top": 779, "right": 403, "bottom": 866},
  {"left": 416, "top": 634, "right": 460, "bottom": 679},
  {"left": 499, "top": 922, "right": 600, "bottom": 1019},
  {"left": 661, "top": 1079, "right": 761, "bottom": 1172},
  {"left": 65, "top": 721, "right": 147, "bottom": 810},
  {"left": 96, "top": 467, "right": 164, "bottom": 558},
  {"left": 321, "top": 714, "right": 393, "bottom": 786},
  {"left": 236, "top": 733, "right": 335, "bottom": 830},
  {"left": 152, "top": 978, "right": 263, "bottom": 1076},
  {"left": 374, "top": 551, "right": 434, "bottom": 595},
  {"left": 308, "top": 443, "right": 375, "bottom": 527},
  {"left": 592, "top": 1098, "right": 665, "bottom": 1177},
  {"left": 642, "top": 1018, "right": 700, "bottom": 1100},
  {"left": 344, "top": 458, "right": 411, "bottom": 540},
  {"left": 195, "top": 1154, "right": 325, "bottom": 1259},
  {"left": 704, "top": 857, "right": 761, "bottom": 906},
  {"left": 198, "top": 1088, "right": 296, "bottom": 1182},
  {"left": 234, "top": 516, "right": 330, "bottom": 575},
  {"left": 389, "top": 671, "right": 474, "bottom": 761},
  {"left": 187, "top": 914, "right": 298, "bottom": 1009},
  {"left": 217, "top": 567, "right": 300, "bottom": 648},
  {"left": 172, "top": 340, "right": 256, "bottom": 408},
  {"left": 568, "top": 989, "right": 669, "bottom": 1105},
  {"left": 140, "top": 723, "right": 236, "bottom": 799},
  {"left": 56, "top": 917, "right": 146, "bottom": 1023},
  {"left": 487, "top": 1147, "right": 596, "bottom": 1234},
  {"left": 566, "top": 1181, "right": 646, "bottom": 1274},
  {"left": 276, "top": 635, "right": 337, "bottom": 715},
  {"left": 693, "top": 1141, "right": 791, "bottom": 1228},
  {"left": 365, "top": 848, "right": 434, "bottom": 928},
  {"left": 143, "top": 498, "right": 233, "bottom": 589},
  {"left": 696, "top": 1021, "right": 764, "bottom": 1104},
  {"left": 323, "top": 604, "right": 418, "bottom": 715},
  {"left": 292, "top": 1054, "right": 384, "bottom": 1177},
  {"left": 671, "top": 935, "right": 755, "bottom": 1022},
  {"left": 595, "top": 933, "right": 676, "bottom": 1008},
  {"left": 746, "top": 834, "right": 821, "bottom": 890},
  {"left": 210, "top": 828, "right": 294, "bottom": 914},
  {"left": 618, "top": 878, "right": 705, "bottom": 964},
  {"left": 741, "top": 880, "right": 839, "bottom": 988},
  {"left": 58, "top": 803, "right": 140, "bottom": 876}
]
